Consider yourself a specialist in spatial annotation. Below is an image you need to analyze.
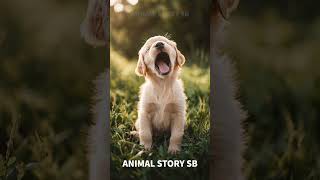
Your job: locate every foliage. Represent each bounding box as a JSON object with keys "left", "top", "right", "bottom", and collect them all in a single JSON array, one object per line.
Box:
[
  {"left": 226, "top": 14, "right": 320, "bottom": 179},
  {"left": 0, "top": 0, "right": 104, "bottom": 179},
  {"left": 110, "top": 0, "right": 210, "bottom": 64}
]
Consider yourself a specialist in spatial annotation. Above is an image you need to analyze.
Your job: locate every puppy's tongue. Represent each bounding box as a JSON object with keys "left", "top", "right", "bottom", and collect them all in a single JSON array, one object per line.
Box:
[{"left": 157, "top": 60, "right": 170, "bottom": 74}]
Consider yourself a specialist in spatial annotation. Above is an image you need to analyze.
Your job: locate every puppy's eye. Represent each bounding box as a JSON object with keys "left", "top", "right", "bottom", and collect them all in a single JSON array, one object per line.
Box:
[{"left": 146, "top": 47, "right": 150, "bottom": 51}]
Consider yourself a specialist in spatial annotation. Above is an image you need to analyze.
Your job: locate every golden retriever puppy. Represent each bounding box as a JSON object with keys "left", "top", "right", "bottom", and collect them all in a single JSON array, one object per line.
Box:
[
  {"left": 134, "top": 36, "right": 186, "bottom": 154},
  {"left": 210, "top": 1, "right": 246, "bottom": 180},
  {"left": 80, "top": 0, "right": 107, "bottom": 46}
]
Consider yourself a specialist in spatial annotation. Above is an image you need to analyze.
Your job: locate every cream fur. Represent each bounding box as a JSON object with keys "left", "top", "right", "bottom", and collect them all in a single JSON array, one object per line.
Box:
[
  {"left": 82, "top": 0, "right": 109, "bottom": 179},
  {"left": 210, "top": 0, "right": 246, "bottom": 180},
  {"left": 134, "top": 36, "right": 187, "bottom": 154},
  {"left": 89, "top": 72, "right": 109, "bottom": 180},
  {"left": 80, "top": 0, "right": 107, "bottom": 46}
]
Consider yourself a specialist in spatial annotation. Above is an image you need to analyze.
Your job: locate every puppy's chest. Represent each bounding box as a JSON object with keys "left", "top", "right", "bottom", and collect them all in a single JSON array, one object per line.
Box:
[{"left": 146, "top": 97, "right": 180, "bottom": 130}]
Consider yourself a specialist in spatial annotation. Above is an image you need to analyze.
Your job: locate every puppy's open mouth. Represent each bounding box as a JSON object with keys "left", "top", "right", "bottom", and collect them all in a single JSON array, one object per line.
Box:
[{"left": 155, "top": 52, "right": 171, "bottom": 75}]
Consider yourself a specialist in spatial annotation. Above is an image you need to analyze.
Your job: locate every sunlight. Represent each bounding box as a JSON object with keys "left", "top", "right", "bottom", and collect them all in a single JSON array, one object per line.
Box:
[
  {"left": 111, "top": 0, "right": 139, "bottom": 13},
  {"left": 110, "top": 0, "right": 117, "bottom": 6},
  {"left": 114, "top": 3, "right": 124, "bottom": 13},
  {"left": 127, "top": 0, "right": 139, "bottom": 6}
]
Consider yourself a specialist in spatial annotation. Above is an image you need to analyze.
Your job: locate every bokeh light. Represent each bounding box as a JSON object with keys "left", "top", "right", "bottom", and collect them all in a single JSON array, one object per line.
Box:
[
  {"left": 114, "top": 3, "right": 124, "bottom": 13},
  {"left": 127, "top": 0, "right": 139, "bottom": 6},
  {"left": 110, "top": 0, "right": 117, "bottom": 6}
]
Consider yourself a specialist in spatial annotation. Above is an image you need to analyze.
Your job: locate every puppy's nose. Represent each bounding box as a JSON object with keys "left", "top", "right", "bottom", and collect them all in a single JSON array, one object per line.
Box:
[{"left": 155, "top": 42, "right": 164, "bottom": 49}]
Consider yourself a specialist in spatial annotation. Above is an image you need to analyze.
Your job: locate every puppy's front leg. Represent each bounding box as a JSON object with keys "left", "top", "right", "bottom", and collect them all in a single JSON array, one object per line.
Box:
[
  {"left": 168, "top": 113, "right": 185, "bottom": 154},
  {"left": 138, "top": 112, "right": 152, "bottom": 150}
]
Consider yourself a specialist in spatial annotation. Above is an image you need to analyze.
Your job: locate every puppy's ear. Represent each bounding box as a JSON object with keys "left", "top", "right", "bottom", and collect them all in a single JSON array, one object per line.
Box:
[
  {"left": 80, "top": 0, "right": 107, "bottom": 46},
  {"left": 135, "top": 53, "right": 146, "bottom": 76},
  {"left": 175, "top": 48, "right": 186, "bottom": 67},
  {"left": 217, "top": 0, "right": 239, "bottom": 19}
]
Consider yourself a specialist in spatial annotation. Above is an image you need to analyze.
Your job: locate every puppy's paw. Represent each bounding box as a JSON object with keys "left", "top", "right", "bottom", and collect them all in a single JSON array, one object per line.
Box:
[
  {"left": 168, "top": 144, "right": 181, "bottom": 154},
  {"left": 130, "top": 131, "right": 139, "bottom": 138},
  {"left": 140, "top": 141, "right": 152, "bottom": 151}
]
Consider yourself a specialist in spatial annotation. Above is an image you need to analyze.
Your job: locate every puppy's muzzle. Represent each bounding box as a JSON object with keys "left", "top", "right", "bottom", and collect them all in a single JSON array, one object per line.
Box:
[
  {"left": 155, "top": 42, "right": 164, "bottom": 50},
  {"left": 155, "top": 52, "right": 171, "bottom": 76}
]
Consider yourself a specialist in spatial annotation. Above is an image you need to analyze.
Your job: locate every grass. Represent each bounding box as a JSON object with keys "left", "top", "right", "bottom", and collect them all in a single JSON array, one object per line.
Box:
[{"left": 110, "top": 47, "right": 210, "bottom": 180}]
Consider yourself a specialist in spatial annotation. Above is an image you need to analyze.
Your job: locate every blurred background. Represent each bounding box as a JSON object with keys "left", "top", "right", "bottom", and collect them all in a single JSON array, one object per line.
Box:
[
  {"left": 110, "top": 0, "right": 210, "bottom": 67},
  {"left": 230, "top": 1, "right": 320, "bottom": 179},
  {"left": 0, "top": 0, "right": 319, "bottom": 179},
  {"left": 0, "top": 0, "right": 104, "bottom": 179}
]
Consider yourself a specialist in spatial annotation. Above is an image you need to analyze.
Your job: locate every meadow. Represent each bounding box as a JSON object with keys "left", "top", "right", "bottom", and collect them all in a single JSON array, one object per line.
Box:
[{"left": 110, "top": 47, "right": 210, "bottom": 180}]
